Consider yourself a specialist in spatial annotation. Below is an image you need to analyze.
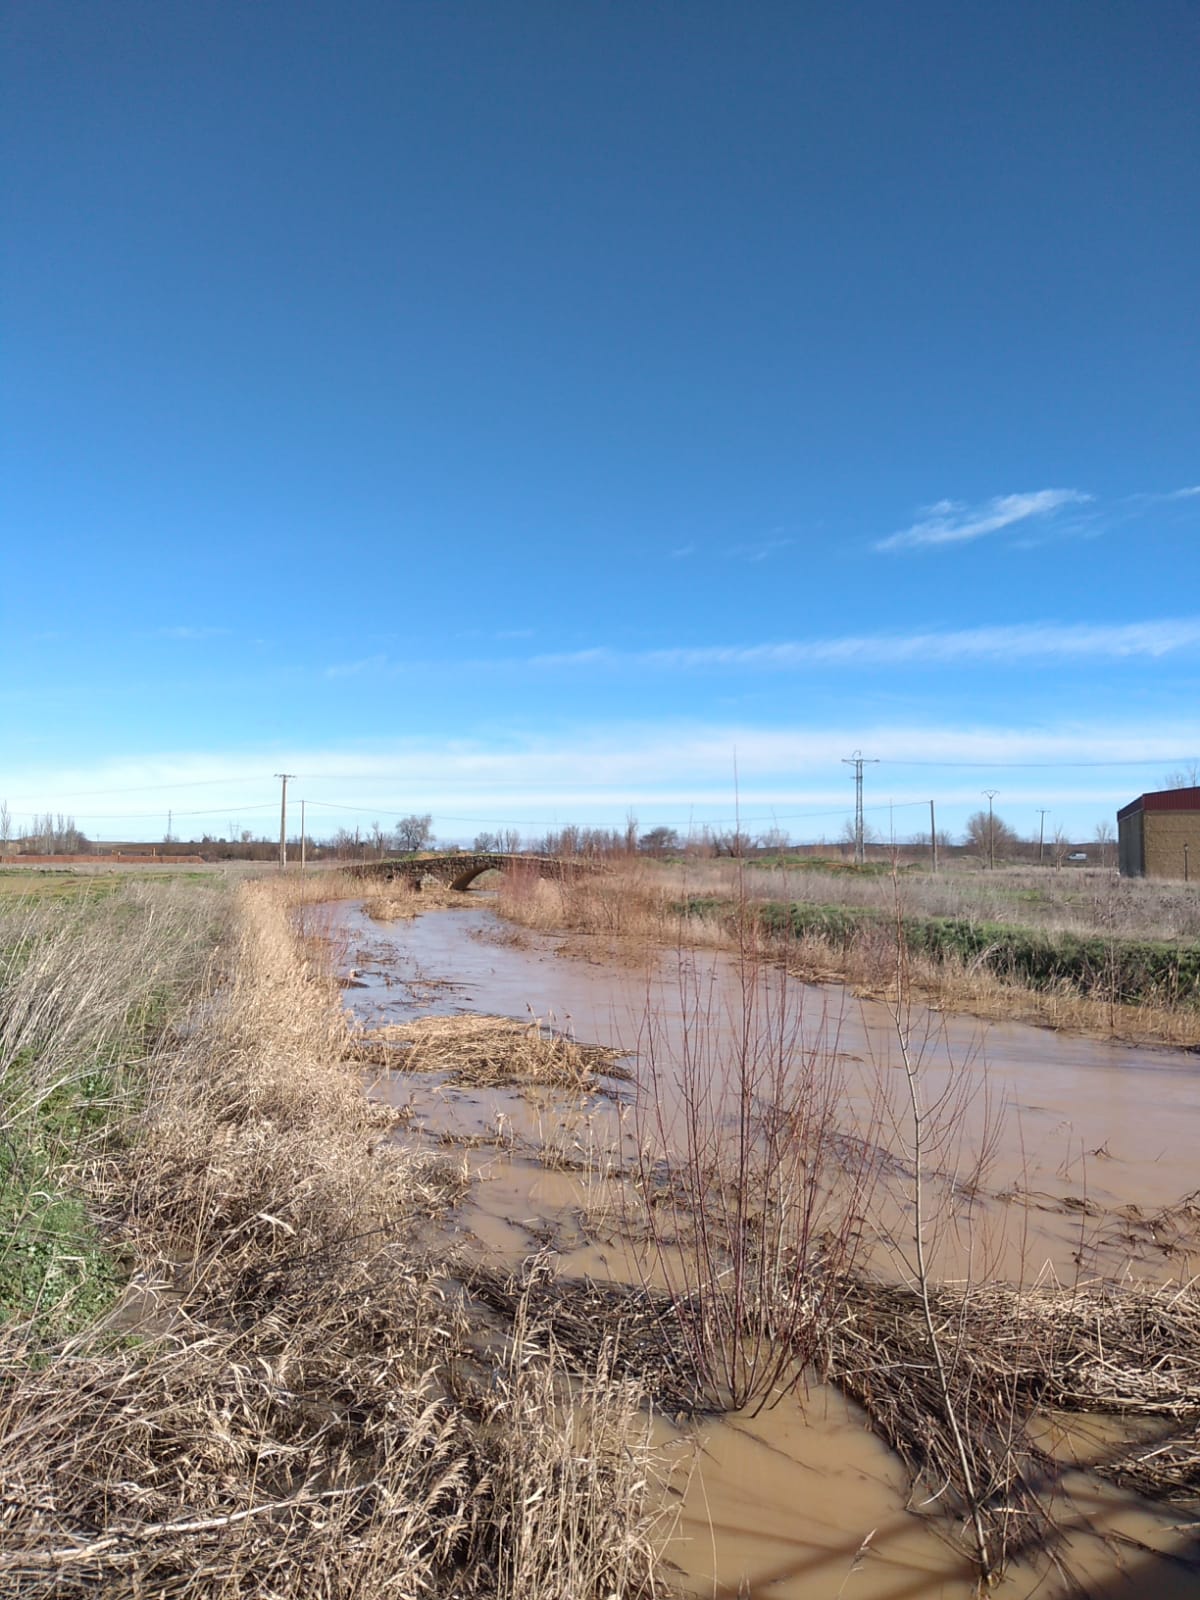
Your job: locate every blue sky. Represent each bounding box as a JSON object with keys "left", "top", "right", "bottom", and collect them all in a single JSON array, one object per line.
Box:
[{"left": 2, "top": 2, "right": 1197, "bottom": 846}]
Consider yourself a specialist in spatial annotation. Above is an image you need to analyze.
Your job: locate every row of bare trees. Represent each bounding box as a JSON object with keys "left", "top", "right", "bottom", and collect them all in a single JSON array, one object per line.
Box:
[{"left": 1, "top": 811, "right": 90, "bottom": 855}]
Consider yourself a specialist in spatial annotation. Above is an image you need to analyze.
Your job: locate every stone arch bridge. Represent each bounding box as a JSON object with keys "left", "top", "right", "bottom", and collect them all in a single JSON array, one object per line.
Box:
[{"left": 350, "top": 852, "right": 598, "bottom": 893}]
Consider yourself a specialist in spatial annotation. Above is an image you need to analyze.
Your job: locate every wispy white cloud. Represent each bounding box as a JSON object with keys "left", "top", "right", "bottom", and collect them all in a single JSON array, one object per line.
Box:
[
  {"left": 325, "top": 653, "right": 388, "bottom": 679},
  {"left": 876, "top": 489, "right": 1091, "bottom": 552},
  {"left": 5, "top": 719, "right": 1196, "bottom": 838},
  {"left": 727, "top": 536, "right": 794, "bottom": 562},
  {"left": 530, "top": 617, "right": 1200, "bottom": 671},
  {"left": 669, "top": 543, "right": 696, "bottom": 560},
  {"left": 155, "top": 625, "right": 230, "bottom": 641}
]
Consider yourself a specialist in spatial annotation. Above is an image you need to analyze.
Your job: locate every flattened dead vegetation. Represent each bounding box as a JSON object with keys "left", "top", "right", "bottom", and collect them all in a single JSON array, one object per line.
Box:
[{"left": 348, "top": 1013, "right": 631, "bottom": 1089}]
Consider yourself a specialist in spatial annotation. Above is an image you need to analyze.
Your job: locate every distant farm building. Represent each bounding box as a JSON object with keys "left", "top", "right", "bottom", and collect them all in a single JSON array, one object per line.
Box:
[{"left": 1117, "top": 787, "right": 1200, "bottom": 879}]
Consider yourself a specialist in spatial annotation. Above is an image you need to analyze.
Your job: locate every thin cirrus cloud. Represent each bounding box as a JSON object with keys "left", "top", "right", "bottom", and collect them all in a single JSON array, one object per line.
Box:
[
  {"left": 727, "top": 535, "right": 794, "bottom": 562},
  {"left": 875, "top": 489, "right": 1091, "bottom": 552},
  {"left": 530, "top": 617, "right": 1200, "bottom": 671},
  {"left": 154, "top": 625, "right": 231, "bottom": 641},
  {"left": 325, "top": 653, "right": 388, "bottom": 678}
]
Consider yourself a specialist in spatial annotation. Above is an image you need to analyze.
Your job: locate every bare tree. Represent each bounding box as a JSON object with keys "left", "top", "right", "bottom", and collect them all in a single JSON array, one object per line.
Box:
[
  {"left": 24, "top": 813, "right": 90, "bottom": 854},
  {"left": 1050, "top": 824, "right": 1070, "bottom": 871},
  {"left": 1164, "top": 762, "right": 1200, "bottom": 790},
  {"left": 0, "top": 799, "right": 10, "bottom": 850},
  {"left": 638, "top": 826, "right": 681, "bottom": 857},
  {"left": 839, "top": 816, "right": 880, "bottom": 854},
  {"left": 1093, "top": 819, "right": 1116, "bottom": 868},
  {"left": 963, "top": 808, "right": 1019, "bottom": 863},
  {"left": 393, "top": 813, "right": 434, "bottom": 854}
]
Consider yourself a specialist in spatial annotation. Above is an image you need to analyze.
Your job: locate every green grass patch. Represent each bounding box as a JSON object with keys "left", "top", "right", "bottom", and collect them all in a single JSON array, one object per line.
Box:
[
  {"left": 0, "top": 878, "right": 228, "bottom": 1339},
  {"left": 0, "top": 1150, "right": 122, "bottom": 1339},
  {"left": 746, "top": 855, "right": 900, "bottom": 876},
  {"left": 681, "top": 896, "right": 1200, "bottom": 1008}
]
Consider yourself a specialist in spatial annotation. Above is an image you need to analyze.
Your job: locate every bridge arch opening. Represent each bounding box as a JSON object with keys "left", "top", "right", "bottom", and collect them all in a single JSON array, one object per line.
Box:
[{"left": 447, "top": 864, "right": 506, "bottom": 892}]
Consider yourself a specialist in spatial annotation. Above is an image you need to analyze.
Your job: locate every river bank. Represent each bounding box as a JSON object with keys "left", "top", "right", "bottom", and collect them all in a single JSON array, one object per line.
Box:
[
  {"left": 4, "top": 874, "right": 1197, "bottom": 1597},
  {"left": 336, "top": 892, "right": 1200, "bottom": 1598},
  {"left": 0, "top": 878, "right": 660, "bottom": 1600},
  {"left": 485, "top": 857, "right": 1200, "bottom": 1050}
]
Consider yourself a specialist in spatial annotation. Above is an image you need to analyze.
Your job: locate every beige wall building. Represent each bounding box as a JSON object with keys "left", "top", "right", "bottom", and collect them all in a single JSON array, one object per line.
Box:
[{"left": 1117, "top": 787, "right": 1200, "bottom": 880}]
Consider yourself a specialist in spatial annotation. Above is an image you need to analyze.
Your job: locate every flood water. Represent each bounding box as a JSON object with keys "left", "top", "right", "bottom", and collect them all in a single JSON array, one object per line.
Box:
[{"left": 332, "top": 897, "right": 1200, "bottom": 1599}]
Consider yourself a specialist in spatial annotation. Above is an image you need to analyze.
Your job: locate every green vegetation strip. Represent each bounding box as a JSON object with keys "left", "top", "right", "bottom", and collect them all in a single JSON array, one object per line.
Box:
[
  {"left": 681, "top": 897, "right": 1200, "bottom": 1007},
  {"left": 1, "top": 883, "right": 224, "bottom": 1339}
]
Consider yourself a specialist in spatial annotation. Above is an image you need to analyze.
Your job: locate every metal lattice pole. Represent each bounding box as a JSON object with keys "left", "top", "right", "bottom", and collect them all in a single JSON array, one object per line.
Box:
[{"left": 842, "top": 751, "right": 879, "bottom": 866}]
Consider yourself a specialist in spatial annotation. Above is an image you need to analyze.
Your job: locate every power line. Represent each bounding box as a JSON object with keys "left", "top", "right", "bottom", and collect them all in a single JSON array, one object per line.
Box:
[{"left": 7, "top": 750, "right": 1190, "bottom": 807}]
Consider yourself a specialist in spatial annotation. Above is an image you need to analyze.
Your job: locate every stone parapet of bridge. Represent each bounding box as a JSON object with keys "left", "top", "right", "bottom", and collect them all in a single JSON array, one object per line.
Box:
[{"left": 350, "top": 852, "right": 589, "bottom": 892}]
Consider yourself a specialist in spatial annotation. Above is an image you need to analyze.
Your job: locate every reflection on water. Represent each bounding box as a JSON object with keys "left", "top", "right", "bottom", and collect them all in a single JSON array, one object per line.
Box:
[{"left": 334, "top": 898, "right": 1200, "bottom": 1598}]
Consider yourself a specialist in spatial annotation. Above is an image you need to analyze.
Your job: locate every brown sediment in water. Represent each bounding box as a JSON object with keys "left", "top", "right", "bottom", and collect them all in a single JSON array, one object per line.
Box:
[{"left": 336, "top": 898, "right": 1200, "bottom": 1596}]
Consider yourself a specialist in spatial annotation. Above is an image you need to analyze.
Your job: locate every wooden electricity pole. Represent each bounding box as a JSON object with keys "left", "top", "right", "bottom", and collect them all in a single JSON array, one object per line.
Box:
[
  {"left": 930, "top": 799, "right": 938, "bottom": 873},
  {"left": 275, "top": 773, "right": 295, "bottom": 869},
  {"left": 300, "top": 799, "right": 306, "bottom": 871}
]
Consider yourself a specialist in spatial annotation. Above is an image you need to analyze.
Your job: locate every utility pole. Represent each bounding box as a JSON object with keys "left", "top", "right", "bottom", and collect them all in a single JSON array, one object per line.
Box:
[
  {"left": 300, "top": 799, "right": 307, "bottom": 871},
  {"left": 167, "top": 809, "right": 172, "bottom": 844},
  {"left": 274, "top": 773, "right": 295, "bottom": 869},
  {"left": 983, "top": 790, "right": 999, "bottom": 870},
  {"left": 1037, "top": 809, "right": 1049, "bottom": 866},
  {"left": 842, "top": 750, "right": 879, "bottom": 866},
  {"left": 930, "top": 799, "right": 938, "bottom": 874}
]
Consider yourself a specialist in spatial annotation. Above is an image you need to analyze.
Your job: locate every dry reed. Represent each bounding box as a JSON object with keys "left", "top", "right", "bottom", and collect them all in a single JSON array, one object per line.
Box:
[
  {"left": 0, "top": 880, "right": 664, "bottom": 1599},
  {"left": 351, "top": 1013, "right": 631, "bottom": 1090}
]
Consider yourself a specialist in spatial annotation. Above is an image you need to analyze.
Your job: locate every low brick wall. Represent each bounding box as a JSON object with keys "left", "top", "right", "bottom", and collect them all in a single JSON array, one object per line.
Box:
[{"left": 0, "top": 853, "right": 206, "bottom": 866}]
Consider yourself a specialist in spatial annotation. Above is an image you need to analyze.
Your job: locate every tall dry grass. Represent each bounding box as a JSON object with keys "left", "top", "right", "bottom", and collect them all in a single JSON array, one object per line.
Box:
[
  {"left": 0, "top": 879, "right": 664, "bottom": 1599},
  {"left": 671, "top": 857, "right": 1200, "bottom": 943}
]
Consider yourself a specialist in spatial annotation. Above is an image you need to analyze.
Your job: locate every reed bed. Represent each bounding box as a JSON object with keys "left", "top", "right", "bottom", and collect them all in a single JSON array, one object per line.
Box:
[
  {"left": 350, "top": 1013, "right": 631, "bottom": 1089},
  {"left": 0, "top": 880, "right": 664, "bottom": 1600},
  {"left": 362, "top": 883, "right": 461, "bottom": 920},
  {"left": 821, "top": 1274, "right": 1200, "bottom": 1559},
  {"left": 456, "top": 1257, "right": 1200, "bottom": 1571}
]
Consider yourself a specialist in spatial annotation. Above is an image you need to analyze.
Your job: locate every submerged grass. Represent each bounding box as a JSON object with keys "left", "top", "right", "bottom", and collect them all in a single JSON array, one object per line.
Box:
[{"left": 352, "top": 1013, "right": 631, "bottom": 1089}]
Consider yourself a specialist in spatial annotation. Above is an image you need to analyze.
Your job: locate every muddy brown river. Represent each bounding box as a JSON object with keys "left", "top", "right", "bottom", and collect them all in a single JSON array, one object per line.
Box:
[{"left": 331, "top": 897, "right": 1200, "bottom": 1599}]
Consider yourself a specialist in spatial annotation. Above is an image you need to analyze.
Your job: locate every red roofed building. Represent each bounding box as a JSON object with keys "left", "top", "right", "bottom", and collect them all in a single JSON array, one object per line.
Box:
[{"left": 1117, "top": 787, "right": 1200, "bottom": 880}]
